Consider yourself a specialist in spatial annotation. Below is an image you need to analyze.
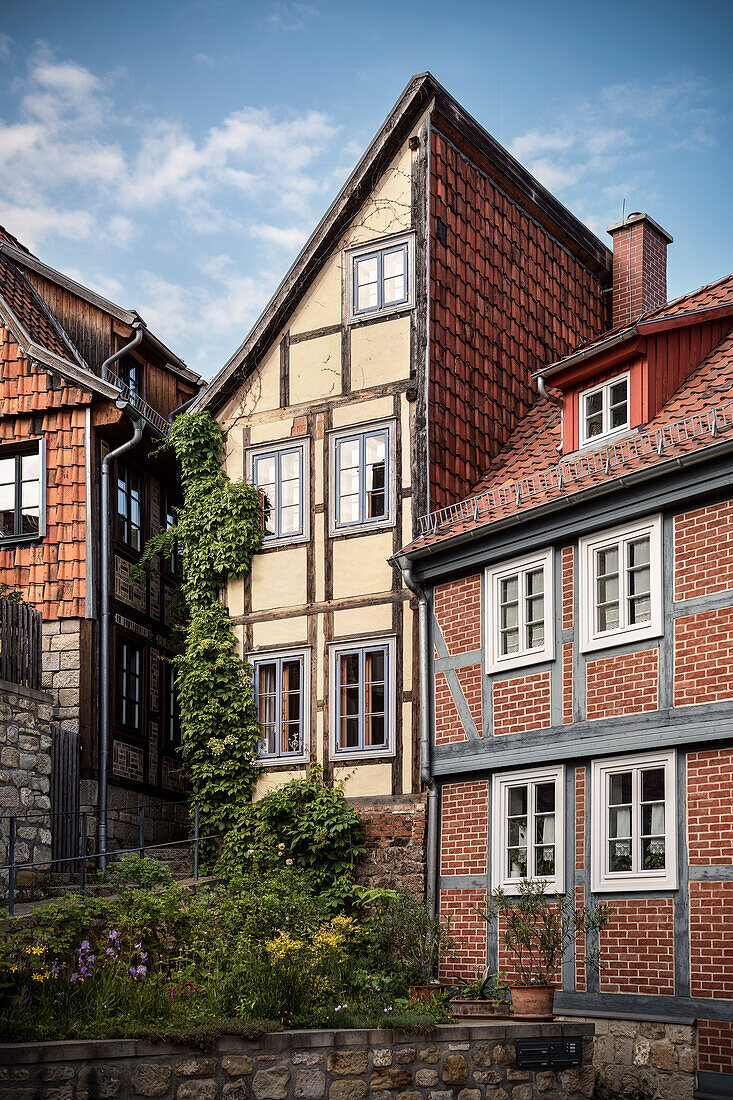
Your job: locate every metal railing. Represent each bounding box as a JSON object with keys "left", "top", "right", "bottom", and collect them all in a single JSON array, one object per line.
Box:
[
  {"left": 1, "top": 802, "right": 213, "bottom": 917},
  {"left": 418, "top": 399, "right": 733, "bottom": 537},
  {"left": 104, "top": 368, "right": 170, "bottom": 436}
]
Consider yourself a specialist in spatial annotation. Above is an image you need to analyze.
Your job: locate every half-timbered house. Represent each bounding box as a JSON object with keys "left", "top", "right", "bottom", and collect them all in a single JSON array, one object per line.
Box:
[
  {"left": 0, "top": 226, "right": 202, "bottom": 846},
  {"left": 394, "top": 212, "right": 733, "bottom": 1095},
  {"left": 197, "top": 73, "right": 612, "bottom": 887}
]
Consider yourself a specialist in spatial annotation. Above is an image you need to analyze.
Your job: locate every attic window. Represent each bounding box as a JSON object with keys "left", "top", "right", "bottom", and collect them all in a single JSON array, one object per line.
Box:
[
  {"left": 580, "top": 372, "right": 630, "bottom": 445},
  {"left": 347, "top": 233, "right": 415, "bottom": 322}
]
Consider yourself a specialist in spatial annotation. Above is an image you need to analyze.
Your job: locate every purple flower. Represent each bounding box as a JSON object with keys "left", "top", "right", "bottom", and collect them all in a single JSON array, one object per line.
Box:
[
  {"left": 69, "top": 972, "right": 79, "bottom": 985},
  {"left": 139, "top": 952, "right": 148, "bottom": 963},
  {"left": 80, "top": 941, "right": 90, "bottom": 952}
]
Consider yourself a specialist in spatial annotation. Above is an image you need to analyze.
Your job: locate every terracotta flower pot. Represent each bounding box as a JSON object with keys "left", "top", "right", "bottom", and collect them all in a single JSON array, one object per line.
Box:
[
  {"left": 510, "top": 984, "right": 555, "bottom": 1018},
  {"left": 408, "top": 983, "right": 443, "bottom": 1004},
  {"left": 450, "top": 999, "right": 511, "bottom": 1019}
]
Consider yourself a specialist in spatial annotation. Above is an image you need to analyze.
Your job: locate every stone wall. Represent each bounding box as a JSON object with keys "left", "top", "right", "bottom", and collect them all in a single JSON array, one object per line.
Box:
[
  {"left": 562, "top": 1017, "right": 696, "bottom": 1100},
  {"left": 0, "top": 1021, "right": 595, "bottom": 1100},
  {"left": 353, "top": 794, "right": 426, "bottom": 894},
  {"left": 0, "top": 677, "right": 55, "bottom": 894},
  {"left": 79, "top": 778, "right": 191, "bottom": 853},
  {"left": 41, "top": 619, "right": 82, "bottom": 734}
]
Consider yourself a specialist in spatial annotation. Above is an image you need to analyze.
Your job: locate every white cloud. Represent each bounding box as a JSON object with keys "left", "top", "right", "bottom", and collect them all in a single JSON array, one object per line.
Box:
[
  {"left": 0, "top": 35, "right": 11, "bottom": 59},
  {"left": 0, "top": 200, "right": 96, "bottom": 248},
  {"left": 268, "top": 2, "right": 320, "bottom": 32},
  {"left": 250, "top": 223, "right": 309, "bottom": 250},
  {"left": 193, "top": 53, "right": 215, "bottom": 67}
]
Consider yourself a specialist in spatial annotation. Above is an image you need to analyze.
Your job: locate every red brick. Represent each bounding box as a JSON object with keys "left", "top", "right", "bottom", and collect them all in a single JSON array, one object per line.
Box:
[
  {"left": 586, "top": 649, "right": 658, "bottom": 721},
  {"left": 674, "top": 608, "right": 733, "bottom": 707},
  {"left": 493, "top": 672, "right": 551, "bottom": 736},
  {"left": 599, "top": 898, "right": 675, "bottom": 996},
  {"left": 440, "top": 780, "right": 489, "bottom": 876}
]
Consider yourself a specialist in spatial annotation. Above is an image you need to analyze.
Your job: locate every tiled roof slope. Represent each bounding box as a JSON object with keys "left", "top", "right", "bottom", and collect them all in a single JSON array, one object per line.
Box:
[
  {"left": 548, "top": 273, "right": 733, "bottom": 367},
  {"left": 0, "top": 254, "right": 83, "bottom": 364},
  {"left": 0, "top": 224, "right": 32, "bottom": 254},
  {"left": 404, "top": 322, "right": 733, "bottom": 554},
  {"left": 428, "top": 129, "right": 609, "bottom": 508}
]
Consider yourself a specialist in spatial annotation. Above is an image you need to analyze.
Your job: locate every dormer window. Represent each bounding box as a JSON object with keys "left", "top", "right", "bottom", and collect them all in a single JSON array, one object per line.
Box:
[{"left": 580, "top": 372, "right": 629, "bottom": 446}]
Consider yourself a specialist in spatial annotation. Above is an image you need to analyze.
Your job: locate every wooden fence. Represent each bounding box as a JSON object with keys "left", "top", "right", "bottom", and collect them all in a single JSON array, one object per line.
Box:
[{"left": 0, "top": 598, "right": 42, "bottom": 690}]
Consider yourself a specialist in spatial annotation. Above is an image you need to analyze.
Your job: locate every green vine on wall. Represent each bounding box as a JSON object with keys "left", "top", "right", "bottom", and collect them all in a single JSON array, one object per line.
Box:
[{"left": 139, "top": 411, "right": 263, "bottom": 835}]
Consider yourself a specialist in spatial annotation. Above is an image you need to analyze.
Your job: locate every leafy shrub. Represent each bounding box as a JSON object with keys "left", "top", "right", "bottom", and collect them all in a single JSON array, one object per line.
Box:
[
  {"left": 368, "top": 886, "right": 457, "bottom": 984},
  {"left": 105, "top": 854, "right": 175, "bottom": 889},
  {"left": 217, "top": 766, "right": 365, "bottom": 895}
]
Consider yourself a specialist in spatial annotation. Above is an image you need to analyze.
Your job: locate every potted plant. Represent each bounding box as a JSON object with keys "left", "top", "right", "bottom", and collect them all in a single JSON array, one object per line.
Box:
[
  {"left": 450, "top": 967, "right": 511, "bottom": 1018},
  {"left": 476, "top": 880, "right": 611, "bottom": 1018}
]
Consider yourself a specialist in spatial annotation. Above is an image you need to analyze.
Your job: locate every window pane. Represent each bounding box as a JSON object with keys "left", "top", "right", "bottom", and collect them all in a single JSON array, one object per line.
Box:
[
  {"left": 383, "top": 273, "right": 405, "bottom": 304},
  {"left": 629, "top": 594, "right": 651, "bottom": 624},
  {"left": 366, "top": 713, "right": 385, "bottom": 746},
  {"left": 536, "top": 847, "right": 555, "bottom": 876},
  {"left": 527, "top": 623, "right": 545, "bottom": 649},
  {"left": 254, "top": 456, "right": 276, "bottom": 487},
  {"left": 355, "top": 256, "right": 378, "bottom": 310},
  {"left": 509, "top": 818, "right": 527, "bottom": 846},
  {"left": 641, "top": 767, "right": 665, "bottom": 802},
  {"left": 280, "top": 506, "right": 300, "bottom": 535},
  {"left": 507, "top": 848, "right": 528, "bottom": 879},
  {"left": 526, "top": 594, "right": 544, "bottom": 623},
  {"left": 610, "top": 380, "right": 627, "bottom": 407},
  {"left": 586, "top": 391, "right": 603, "bottom": 416},
  {"left": 340, "top": 466, "right": 360, "bottom": 498},
  {"left": 535, "top": 814, "right": 555, "bottom": 846},
  {"left": 508, "top": 785, "right": 527, "bottom": 816},
  {"left": 0, "top": 458, "right": 14, "bottom": 486},
  {"left": 339, "top": 495, "right": 360, "bottom": 524},
  {"left": 628, "top": 537, "right": 650, "bottom": 567},
  {"left": 610, "top": 401, "right": 628, "bottom": 430},
  {"left": 280, "top": 450, "right": 300, "bottom": 482},
  {"left": 21, "top": 453, "right": 39, "bottom": 480},
  {"left": 280, "top": 476, "right": 300, "bottom": 509},
  {"left": 597, "top": 547, "right": 619, "bottom": 575},
  {"left": 642, "top": 838, "right": 666, "bottom": 870},
  {"left": 501, "top": 575, "right": 519, "bottom": 603},
  {"left": 535, "top": 781, "right": 555, "bottom": 814},
  {"left": 383, "top": 248, "right": 405, "bottom": 281},
  {"left": 642, "top": 802, "right": 665, "bottom": 836},
  {"left": 609, "top": 806, "right": 632, "bottom": 839},
  {"left": 609, "top": 772, "right": 632, "bottom": 805},
  {"left": 501, "top": 601, "right": 519, "bottom": 629},
  {"left": 365, "top": 434, "right": 387, "bottom": 520},
  {"left": 341, "top": 717, "right": 359, "bottom": 748},
  {"left": 501, "top": 628, "right": 519, "bottom": 655},
  {"left": 366, "top": 648, "right": 385, "bottom": 683},
  {"left": 0, "top": 483, "right": 14, "bottom": 512},
  {"left": 21, "top": 480, "right": 38, "bottom": 509},
  {"left": 609, "top": 840, "right": 632, "bottom": 872},
  {"left": 356, "top": 255, "right": 378, "bottom": 286},
  {"left": 339, "top": 439, "right": 360, "bottom": 470},
  {"left": 21, "top": 509, "right": 39, "bottom": 534}
]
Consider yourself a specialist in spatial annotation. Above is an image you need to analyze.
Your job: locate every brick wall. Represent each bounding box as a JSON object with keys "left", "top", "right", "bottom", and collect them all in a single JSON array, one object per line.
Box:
[
  {"left": 599, "top": 898, "right": 675, "bottom": 996},
  {"left": 698, "top": 1019, "right": 733, "bottom": 1075},
  {"left": 438, "top": 888, "right": 487, "bottom": 981},
  {"left": 439, "top": 780, "right": 488, "bottom": 876},
  {"left": 562, "top": 643, "right": 573, "bottom": 724},
  {"left": 574, "top": 886, "right": 586, "bottom": 992},
  {"left": 689, "top": 881, "right": 733, "bottom": 998},
  {"left": 355, "top": 795, "right": 426, "bottom": 894},
  {"left": 575, "top": 767, "right": 585, "bottom": 872},
  {"left": 493, "top": 672, "right": 551, "bottom": 736},
  {"left": 585, "top": 649, "right": 658, "bottom": 721},
  {"left": 433, "top": 575, "right": 481, "bottom": 656},
  {"left": 687, "top": 748, "right": 733, "bottom": 864},
  {"left": 610, "top": 217, "right": 668, "bottom": 329},
  {"left": 561, "top": 547, "right": 574, "bottom": 629},
  {"left": 455, "top": 664, "right": 482, "bottom": 736},
  {"left": 674, "top": 499, "right": 733, "bottom": 600},
  {"left": 434, "top": 672, "right": 468, "bottom": 746},
  {"left": 674, "top": 606, "right": 733, "bottom": 707}
]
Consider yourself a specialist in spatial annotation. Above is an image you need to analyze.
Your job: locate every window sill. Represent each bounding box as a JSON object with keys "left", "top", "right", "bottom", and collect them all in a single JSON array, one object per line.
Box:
[
  {"left": 580, "top": 624, "right": 662, "bottom": 655},
  {"left": 258, "top": 756, "right": 308, "bottom": 768},
  {"left": 330, "top": 517, "right": 396, "bottom": 539},
  {"left": 0, "top": 533, "right": 43, "bottom": 547},
  {"left": 487, "top": 650, "right": 555, "bottom": 676},
  {"left": 494, "top": 878, "right": 563, "bottom": 896},
  {"left": 259, "top": 533, "right": 310, "bottom": 551},
  {"left": 332, "top": 748, "right": 395, "bottom": 762},
  {"left": 592, "top": 874, "right": 678, "bottom": 893},
  {"left": 347, "top": 301, "right": 414, "bottom": 327}
]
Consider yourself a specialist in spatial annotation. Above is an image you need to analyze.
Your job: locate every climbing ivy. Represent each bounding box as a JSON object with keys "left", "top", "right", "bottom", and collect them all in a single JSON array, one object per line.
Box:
[{"left": 139, "top": 411, "right": 263, "bottom": 835}]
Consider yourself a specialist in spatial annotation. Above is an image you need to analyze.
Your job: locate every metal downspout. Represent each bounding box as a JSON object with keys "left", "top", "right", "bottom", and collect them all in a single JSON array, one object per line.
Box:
[
  {"left": 99, "top": 418, "right": 143, "bottom": 867},
  {"left": 403, "top": 566, "right": 438, "bottom": 916},
  {"left": 167, "top": 393, "right": 198, "bottom": 424},
  {"left": 102, "top": 320, "right": 144, "bottom": 378},
  {"left": 98, "top": 325, "right": 147, "bottom": 868}
]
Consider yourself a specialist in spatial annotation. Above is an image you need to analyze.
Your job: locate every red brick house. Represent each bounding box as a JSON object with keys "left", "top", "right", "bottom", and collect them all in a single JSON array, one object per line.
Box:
[
  {"left": 394, "top": 214, "right": 733, "bottom": 1094},
  {"left": 0, "top": 226, "right": 202, "bottom": 847}
]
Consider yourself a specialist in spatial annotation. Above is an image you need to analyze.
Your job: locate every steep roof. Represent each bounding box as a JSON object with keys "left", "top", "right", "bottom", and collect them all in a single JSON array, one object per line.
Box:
[
  {"left": 400, "top": 272, "right": 733, "bottom": 558},
  {"left": 196, "top": 71, "right": 611, "bottom": 415}
]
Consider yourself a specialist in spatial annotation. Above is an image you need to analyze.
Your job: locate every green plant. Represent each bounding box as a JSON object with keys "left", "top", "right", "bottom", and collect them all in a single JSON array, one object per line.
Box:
[
  {"left": 370, "top": 886, "right": 457, "bottom": 984},
  {"left": 217, "top": 766, "right": 365, "bottom": 894},
  {"left": 460, "top": 967, "right": 510, "bottom": 1006},
  {"left": 105, "top": 854, "right": 174, "bottom": 889},
  {"left": 593, "top": 1071, "right": 653, "bottom": 1100},
  {"left": 136, "top": 411, "right": 263, "bottom": 837},
  {"left": 476, "top": 879, "right": 611, "bottom": 986}
]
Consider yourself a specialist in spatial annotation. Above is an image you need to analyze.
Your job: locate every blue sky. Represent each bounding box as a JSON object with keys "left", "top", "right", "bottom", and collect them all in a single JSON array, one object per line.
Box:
[{"left": 0, "top": 0, "right": 730, "bottom": 378}]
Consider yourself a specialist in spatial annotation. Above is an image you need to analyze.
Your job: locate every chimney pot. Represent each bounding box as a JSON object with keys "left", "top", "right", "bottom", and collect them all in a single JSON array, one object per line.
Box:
[{"left": 606, "top": 212, "right": 673, "bottom": 329}]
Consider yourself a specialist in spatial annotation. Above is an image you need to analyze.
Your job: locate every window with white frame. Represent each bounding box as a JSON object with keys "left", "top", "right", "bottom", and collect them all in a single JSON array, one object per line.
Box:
[
  {"left": 492, "top": 766, "right": 564, "bottom": 893},
  {"left": 252, "top": 650, "right": 309, "bottom": 761},
  {"left": 0, "top": 440, "right": 45, "bottom": 541},
  {"left": 248, "top": 440, "right": 309, "bottom": 544},
  {"left": 591, "top": 750, "right": 677, "bottom": 892},
  {"left": 348, "top": 234, "right": 414, "bottom": 321},
  {"left": 330, "top": 422, "right": 394, "bottom": 533},
  {"left": 578, "top": 515, "right": 662, "bottom": 653},
  {"left": 580, "top": 373, "right": 630, "bottom": 445},
  {"left": 486, "top": 549, "right": 554, "bottom": 672},
  {"left": 331, "top": 638, "right": 395, "bottom": 758}
]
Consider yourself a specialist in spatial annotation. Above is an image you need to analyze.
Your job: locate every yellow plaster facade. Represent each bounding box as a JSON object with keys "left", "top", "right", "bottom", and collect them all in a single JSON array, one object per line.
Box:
[{"left": 217, "top": 130, "right": 425, "bottom": 804}]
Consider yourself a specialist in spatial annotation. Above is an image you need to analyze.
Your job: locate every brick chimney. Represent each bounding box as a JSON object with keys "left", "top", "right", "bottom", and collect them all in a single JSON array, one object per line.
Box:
[{"left": 606, "top": 212, "right": 673, "bottom": 329}]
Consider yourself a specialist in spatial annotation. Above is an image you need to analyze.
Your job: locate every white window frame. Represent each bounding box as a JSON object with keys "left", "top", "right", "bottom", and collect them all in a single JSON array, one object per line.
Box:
[
  {"left": 329, "top": 635, "right": 397, "bottom": 761},
  {"left": 0, "top": 437, "right": 47, "bottom": 543},
  {"left": 250, "top": 647, "right": 310, "bottom": 765},
  {"left": 578, "top": 515, "right": 662, "bottom": 654},
  {"left": 579, "top": 371, "right": 630, "bottom": 447},
  {"left": 492, "top": 765, "right": 565, "bottom": 894},
  {"left": 485, "top": 548, "right": 555, "bottom": 673},
  {"left": 246, "top": 438, "right": 310, "bottom": 547},
  {"left": 328, "top": 419, "right": 397, "bottom": 536},
  {"left": 591, "top": 750, "right": 677, "bottom": 892},
  {"left": 346, "top": 232, "right": 416, "bottom": 323}
]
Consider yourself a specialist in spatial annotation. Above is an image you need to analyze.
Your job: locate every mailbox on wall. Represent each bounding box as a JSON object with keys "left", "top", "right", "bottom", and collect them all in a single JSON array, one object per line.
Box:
[{"left": 514, "top": 1037, "right": 583, "bottom": 1069}]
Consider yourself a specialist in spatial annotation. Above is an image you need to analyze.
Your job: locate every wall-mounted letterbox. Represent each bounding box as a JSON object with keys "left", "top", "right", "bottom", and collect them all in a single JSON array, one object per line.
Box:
[{"left": 514, "top": 1037, "right": 583, "bottom": 1069}]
